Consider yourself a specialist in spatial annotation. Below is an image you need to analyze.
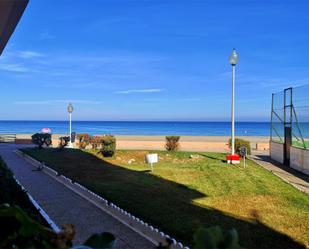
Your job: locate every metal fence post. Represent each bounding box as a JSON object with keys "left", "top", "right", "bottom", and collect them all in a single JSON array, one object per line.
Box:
[{"left": 270, "top": 93, "right": 274, "bottom": 141}]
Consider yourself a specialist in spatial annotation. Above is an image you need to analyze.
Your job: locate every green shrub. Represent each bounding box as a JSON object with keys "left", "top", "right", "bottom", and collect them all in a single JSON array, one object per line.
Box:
[
  {"left": 58, "top": 136, "right": 70, "bottom": 150},
  {"left": 0, "top": 157, "right": 45, "bottom": 225},
  {"left": 99, "top": 135, "right": 116, "bottom": 157},
  {"left": 165, "top": 136, "right": 180, "bottom": 151},
  {"left": 0, "top": 205, "right": 115, "bottom": 249},
  {"left": 228, "top": 138, "right": 251, "bottom": 155},
  {"left": 31, "top": 133, "right": 52, "bottom": 149},
  {"left": 90, "top": 136, "right": 101, "bottom": 149},
  {"left": 193, "top": 226, "right": 242, "bottom": 249},
  {"left": 77, "top": 134, "right": 90, "bottom": 149}
]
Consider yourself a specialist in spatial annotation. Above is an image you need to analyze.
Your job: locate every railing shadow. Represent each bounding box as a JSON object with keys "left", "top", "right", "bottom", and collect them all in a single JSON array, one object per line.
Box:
[{"left": 23, "top": 147, "right": 306, "bottom": 249}]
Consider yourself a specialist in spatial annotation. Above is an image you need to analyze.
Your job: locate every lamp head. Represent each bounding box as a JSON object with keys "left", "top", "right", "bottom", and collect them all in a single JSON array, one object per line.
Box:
[
  {"left": 67, "top": 103, "right": 73, "bottom": 113},
  {"left": 229, "top": 48, "right": 239, "bottom": 66}
]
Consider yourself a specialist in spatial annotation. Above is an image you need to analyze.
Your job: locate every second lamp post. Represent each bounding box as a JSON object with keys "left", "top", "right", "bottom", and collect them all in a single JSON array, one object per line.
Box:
[
  {"left": 227, "top": 48, "right": 240, "bottom": 164},
  {"left": 67, "top": 103, "right": 73, "bottom": 148}
]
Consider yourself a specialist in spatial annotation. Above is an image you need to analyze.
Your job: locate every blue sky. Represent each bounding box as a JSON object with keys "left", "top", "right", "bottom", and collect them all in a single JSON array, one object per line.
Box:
[{"left": 1, "top": 0, "right": 309, "bottom": 121}]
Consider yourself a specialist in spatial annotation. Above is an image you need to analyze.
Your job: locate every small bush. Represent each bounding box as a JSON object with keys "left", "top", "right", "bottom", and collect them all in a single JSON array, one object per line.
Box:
[
  {"left": 58, "top": 136, "right": 70, "bottom": 150},
  {"left": 31, "top": 133, "right": 52, "bottom": 149},
  {"left": 228, "top": 138, "right": 251, "bottom": 155},
  {"left": 99, "top": 135, "right": 116, "bottom": 157},
  {"left": 89, "top": 136, "right": 101, "bottom": 149},
  {"left": 194, "top": 226, "right": 241, "bottom": 249},
  {"left": 77, "top": 134, "right": 90, "bottom": 149},
  {"left": 165, "top": 136, "right": 180, "bottom": 151}
]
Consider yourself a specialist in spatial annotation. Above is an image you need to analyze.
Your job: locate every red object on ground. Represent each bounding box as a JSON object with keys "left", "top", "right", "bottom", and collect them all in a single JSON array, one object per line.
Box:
[
  {"left": 226, "top": 154, "right": 240, "bottom": 160},
  {"left": 226, "top": 154, "right": 240, "bottom": 164}
]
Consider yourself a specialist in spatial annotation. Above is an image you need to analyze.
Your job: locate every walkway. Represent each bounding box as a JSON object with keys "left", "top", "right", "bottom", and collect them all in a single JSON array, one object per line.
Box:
[
  {"left": 251, "top": 150, "right": 309, "bottom": 194},
  {"left": 0, "top": 144, "right": 154, "bottom": 249}
]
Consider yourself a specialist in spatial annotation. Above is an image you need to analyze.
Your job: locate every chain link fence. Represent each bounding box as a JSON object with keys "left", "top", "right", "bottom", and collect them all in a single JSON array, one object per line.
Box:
[
  {"left": 271, "top": 85, "right": 309, "bottom": 150},
  {"left": 271, "top": 90, "right": 285, "bottom": 143}
]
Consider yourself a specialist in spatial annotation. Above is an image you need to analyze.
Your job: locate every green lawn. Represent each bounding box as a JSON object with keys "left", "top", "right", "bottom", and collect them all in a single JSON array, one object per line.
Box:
[
  {"left": 21, "top": 148, "right": 309, "bottom": 249},
  {"left": 272, "top": 140, "right": 309, "bottom": 150},
  {"left": 292, "top": 140, "right": 309, "bottom": 149}
]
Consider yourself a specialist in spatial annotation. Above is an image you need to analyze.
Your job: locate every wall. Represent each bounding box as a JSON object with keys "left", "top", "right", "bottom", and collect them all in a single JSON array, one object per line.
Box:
[
  {"left": 290, "top": 147, "right": 309, "bottom": 175},
  {"left": 270, "top": 141, "right": 284, "bottom": 164},
  {"left": 256, "top": 142, "right": 270, "bottom": 151}
]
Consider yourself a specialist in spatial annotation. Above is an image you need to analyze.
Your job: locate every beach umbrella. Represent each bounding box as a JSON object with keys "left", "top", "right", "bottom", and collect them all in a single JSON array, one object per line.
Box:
[{"left": 41, "top": 128, "right": 51, "bottom": 134}]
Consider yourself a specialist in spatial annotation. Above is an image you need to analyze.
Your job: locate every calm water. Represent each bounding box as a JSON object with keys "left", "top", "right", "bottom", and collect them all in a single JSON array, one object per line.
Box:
[{"left": 0, "top": 121, "right": 271, "bottom": 136}]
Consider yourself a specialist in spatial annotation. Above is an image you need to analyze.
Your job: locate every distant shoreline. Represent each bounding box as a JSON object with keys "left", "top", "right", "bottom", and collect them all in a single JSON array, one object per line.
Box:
[{"left": 15, "top": 134, "right": 270, "bottom": 140}]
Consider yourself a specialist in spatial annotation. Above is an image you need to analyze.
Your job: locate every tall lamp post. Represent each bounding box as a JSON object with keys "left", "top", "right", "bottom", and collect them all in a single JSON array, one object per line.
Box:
[
  {"left": 67, "top": 103, "right": 73, "bottom": 148},
  {"left": 227, "top": 49, "right": 240, "bottom": 164}
]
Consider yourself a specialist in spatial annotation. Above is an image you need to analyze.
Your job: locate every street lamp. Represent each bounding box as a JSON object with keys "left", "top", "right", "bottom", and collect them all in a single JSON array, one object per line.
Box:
[
  {"left": 227, "top": 49, "right": 240, "bottom": 164},
  {"left": 67, "top": 103, "right": 73, "bottom": 148}
]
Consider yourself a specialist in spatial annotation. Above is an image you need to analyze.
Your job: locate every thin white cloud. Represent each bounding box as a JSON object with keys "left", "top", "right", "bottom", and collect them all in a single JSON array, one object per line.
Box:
[
  {"left": 115, "top": 88, "right": 165, "bottom": 94},
  {"left": 44, "top": 82, "right": 102, "bottom": 89},
  {"left": 39, "top": 30, "right": 55, "bottom": 40},
  {"left": 19, "top": 51, "right": 45, "bottom": 59},
  {"left": 14, "top": 99, "right": 104, "bottom": 105},
  {"left": 0, "top": 63, "right": 30, "bottom": 73}
]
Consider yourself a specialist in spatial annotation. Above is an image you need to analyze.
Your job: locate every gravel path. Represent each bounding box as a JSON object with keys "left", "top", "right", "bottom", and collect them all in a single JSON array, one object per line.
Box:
[{"left": 0, "top": 144, "right": 154, "bottom": 249}]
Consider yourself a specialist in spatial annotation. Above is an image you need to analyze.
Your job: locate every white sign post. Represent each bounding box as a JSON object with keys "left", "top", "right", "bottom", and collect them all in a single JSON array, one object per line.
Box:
[{"left": 145, "top": 153, "right": 158, "bottom": 172}]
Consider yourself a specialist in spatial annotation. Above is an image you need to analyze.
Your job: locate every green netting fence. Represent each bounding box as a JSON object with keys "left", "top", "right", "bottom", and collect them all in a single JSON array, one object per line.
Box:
[{"left": 271, "top": 85, "right": 309, "bottom": 150}]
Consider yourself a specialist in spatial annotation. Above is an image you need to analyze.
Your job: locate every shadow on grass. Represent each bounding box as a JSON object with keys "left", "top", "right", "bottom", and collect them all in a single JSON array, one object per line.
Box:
[
  {"left": 198, "top": 153, "right": 227, "bottom": 163},
  {"left": 21, "top": 147, "right": 305, "bottom": 249}
]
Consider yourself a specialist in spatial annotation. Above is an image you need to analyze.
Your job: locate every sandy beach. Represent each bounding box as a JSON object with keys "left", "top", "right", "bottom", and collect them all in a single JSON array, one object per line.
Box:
[
  {"left": 15, "top": 134, "right": 270, "bottom": 152},
  {"left": 114, "top": 135, "right": 269, "bottom": 152}
]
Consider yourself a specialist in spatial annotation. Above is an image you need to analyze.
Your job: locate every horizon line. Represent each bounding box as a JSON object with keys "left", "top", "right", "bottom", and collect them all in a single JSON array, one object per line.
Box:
[{"left": 0, "top": 119, "right": 270, "bottom": 122}]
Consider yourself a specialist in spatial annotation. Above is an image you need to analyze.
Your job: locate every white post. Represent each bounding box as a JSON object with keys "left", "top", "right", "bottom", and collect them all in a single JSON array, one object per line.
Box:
[
  {"left": 69, "top": 112, "right": 72, "bottom": 148},
  {"left": 231, "top": 65, "right": 235, "bottom": 156}
]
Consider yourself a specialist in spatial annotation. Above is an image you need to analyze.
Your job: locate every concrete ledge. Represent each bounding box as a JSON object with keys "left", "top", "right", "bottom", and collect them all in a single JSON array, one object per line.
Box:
[
  {"left": 15, "top": 150, "right": 189, "bottom": 249},
  {"left": 256, "top": 142, "right": 269, "bottom": 151},
  {"left": 290, "top": 147, "right": 309, "bottom": 176},
  {"left": 270, "top": 141, "right": 284, "bottom": 164}
]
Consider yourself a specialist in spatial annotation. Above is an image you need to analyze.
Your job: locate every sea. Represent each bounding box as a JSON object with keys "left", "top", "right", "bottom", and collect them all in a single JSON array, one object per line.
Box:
[{"left": 0, "top": 121, "right": 271, "bottom": 136}]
